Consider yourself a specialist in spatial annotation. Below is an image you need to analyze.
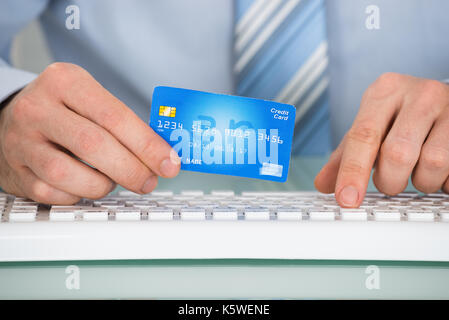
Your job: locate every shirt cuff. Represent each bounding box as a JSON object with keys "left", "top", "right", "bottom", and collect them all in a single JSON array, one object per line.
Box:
[{"left": 0, "top": 67, "right": 37, "bottom": 103}]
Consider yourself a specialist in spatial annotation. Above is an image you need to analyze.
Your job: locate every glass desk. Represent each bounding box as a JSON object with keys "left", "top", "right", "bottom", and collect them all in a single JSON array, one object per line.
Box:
[
  {"left": 1, "top": 156, "right": 446, "bottom": 299},
  {"left": 1, "top": 260, "right": 449, "bottom": 299}
]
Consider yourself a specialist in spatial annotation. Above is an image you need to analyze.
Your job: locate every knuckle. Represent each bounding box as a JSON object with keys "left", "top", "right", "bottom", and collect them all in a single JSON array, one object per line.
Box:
[
  {"left": 40, "top": 62, "right": 85, "bottom": 89},
  {"left": 378, "top": 72, "right": 403, "bottom": 84},
  {"left": 29, "top": 180, "right": 53, "bottom": 203},
  {"left": 11, "top": 95, "right": 35, "bottom": 123},
  {"left": 420, "top": 79, "right": 448, "bottom": 97},
  {"left": 339, "top": 159, "right": 365, "bottom": 176},
  {"left": 412, "top": 175, "right": 440, "bottom": 194},
  {"left": 366, "top": 72, "right": 403, "bottom": 99},
  {"left": 415, "top": 80, "right": 449, "bottom": 112},
  {"left": 42, "top": 156, "right": 67, "bottom": 183},
  {"left": 139, "top": 136, "right": 162, "bottom": 160},
  {"left": 100, "top": 107, "right": 125, "bottom": 130},
  {"left": 420, "top": 146, "right": 449, "bottom": 170},
  {"left": 75, "top": 126, "right": 104, "bottom": 156},
  {"left": 372, "top": 171, "right": 406, "bottom": 196},
  {"left": 44, "top": 62, "right": 81, "bottom": 77},
  {"left": 347, "top": 123, "right": 380, "bottom": 146},
  {"left": 2, "top": 130, "right": 19, "bottom": 154},
  {"left": 121, "top": 164, "right": 148, "bottom": 191},
  {"left": 381, "top": 140, "right": 416, "bottom": 167},
  {"left": 87, "top": 179, "right": 114, "bottom": 199}
]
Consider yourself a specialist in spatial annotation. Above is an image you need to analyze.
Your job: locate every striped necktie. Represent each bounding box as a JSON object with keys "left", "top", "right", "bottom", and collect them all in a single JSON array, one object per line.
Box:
[{"left": 234, "top": 0, "right": 331, "bottom": 155}]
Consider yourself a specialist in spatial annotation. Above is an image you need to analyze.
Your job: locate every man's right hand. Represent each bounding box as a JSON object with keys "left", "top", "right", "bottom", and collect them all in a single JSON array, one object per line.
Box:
[{"left": 0, "top": 62, "right": 180, "bottom": 204}]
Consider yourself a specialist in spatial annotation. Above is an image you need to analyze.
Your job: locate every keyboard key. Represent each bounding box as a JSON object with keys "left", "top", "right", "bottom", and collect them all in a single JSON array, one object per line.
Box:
[
  {"left": 424, "top": 193, "right": 448, "bottom": 198},
  {"left": 289, "top": 202, "right": 314, "bottom": 209},
  {"left": 150, "top": 191, "right": 174, "bottom": 197},
  {"left": 376, "top": 201, "right": 402, "bottom": 206},
  {"left": 188, "top": 201, "right": 219, "bottom": 209},
  {"left": 359, "top": 204, "right": 379, "bottom": 211},
  {"left": 244, "top": 208, "right": 270, "bottom": 221},
  {"left": 408, "top": 201, "right": 433, "bottom": 206},
  {"left": 276, "top": 208, "right": 302, "bottom": 221},
  {"left": 13, "top": 197, "right": 37, "bottom": 203},
  {"left": 117, "top": 190, "right": 142, "bottom": 197},
  {"left": 50, "top": 210, "right": 75, "bottom": 222},
  {"left": 212, "top": 208, "right": 238, "bottom": 221},
  {"left": 373, "top": 209, "right": 401, "bottom": 222},
  {"left": 211, "top": 190, "right": 235, "bottom": 197},
  {"left": 11, "top": 204, "right": 38, "bottom": 211},
  {"left": 395, "top": 192, "right": 418, "bottom": 198},
  {"left": 180, "top": 208, "right": 206, "bottom": 221},
  {"left": 406, "top": 210, "right": 435, "bottom": 222},
  {"left": 340, "top": 208, "right": 368, "bottom": 221},
  {"left": 233, "top": 196, "right": 257, "bottom": 201},
  {"left": 257, "top": 202, "right": 280, "bottom": 209},
  {"left": 51, "top": 205, "right": 90, "bottom": 211},
  {"left": 82, "top": 209, "right": 109, "bottom": 221},
  {"left": 93, "top": 201, "right": 124, "bottom": 209},
  {"left": 309, "top": 210, "right": 335, "bottom": 221},
  {"left": 364, "top": 192, "right": 387, "bottom": 198},
  {"left": 323, "top": 204, "right": 340, "bottom": 210},
  {"left": 224, "top": 201, "right": 247, "bottom": 209},
  {"left": 387, "top": 205, "right": 412, "bottom": 210},
  {"left": 439, "top": 211, "right": 449, "bottom": 222},
  {"left": 172, "top": 195, "right": 197, "bottom": 201},
  {"left": 115, "top": 208, "right": 141, "bottom": 221},
  {"left": 9, "top": 210, "right": 36, "bottom": 222},
  {"left": 147, "top": 208, "right": 173, "bottom": 221},
  {"left": 421, "top": 205, "right": 445, "bottom": 211},
  {"left": 202, "top": 195, "right": 230, "bottom": 201},
  {"left": 181, "top": 190, "right": 204, "bottom": 197},
  {"left": 160, "top": 202, "right": 188, "bottom": 209},
  {"left": 124, "top": 200, "right": 157, "bottom": 209}
]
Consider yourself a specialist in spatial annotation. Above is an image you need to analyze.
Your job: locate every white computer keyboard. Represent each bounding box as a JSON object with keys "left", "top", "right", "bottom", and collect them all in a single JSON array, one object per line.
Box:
[{"left": 1, "top": 190, "right": 449, "bottom": 262}]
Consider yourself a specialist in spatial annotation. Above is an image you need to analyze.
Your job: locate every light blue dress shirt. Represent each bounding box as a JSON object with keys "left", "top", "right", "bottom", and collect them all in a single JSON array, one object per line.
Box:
[
  {"left": 0, "top": 0, "right": 234, "bottom": 122},
  {"left": 1, "top": 0, "right": 449, "bottom": 191},
  {"left": 1, "top": 0, "right": 449, "bottom": 143}
]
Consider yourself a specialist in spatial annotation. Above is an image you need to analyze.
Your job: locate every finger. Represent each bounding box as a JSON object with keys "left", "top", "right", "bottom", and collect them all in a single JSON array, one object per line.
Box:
[
  {"left": 373, "top": 80, "right": 447, "bottom": 195},
  {"left": 50, "top": 64, "right": 180, "bottom": 178},
  {"left": 39, "top": 105, "right": 159, "bottom": 194},
  {"left": 443, "top": 175, "right": 449, "bottom": 194},
  {"left": 335, "top": 75, "right": 403, "bottom": 207},
  {"left": 16, "top": 166, "right": 80, "bottom": 204},
  {"left": 21, "top": 140, "right": 115, "bottom": 199},
  {"left": 413, "top": 110, "right": 449, "bottom": 194},
  {"left": 314, "top": 138, "right": 345, "bottom": 193}
]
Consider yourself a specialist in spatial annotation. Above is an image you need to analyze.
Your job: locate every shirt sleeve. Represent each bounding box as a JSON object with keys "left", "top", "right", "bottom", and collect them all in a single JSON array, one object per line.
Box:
[
  {"left": 0, "top": 0, "right": 49, "bottom": 103},
  {"left": 0, "top": 60, "right": 37, "bottom": 102}
]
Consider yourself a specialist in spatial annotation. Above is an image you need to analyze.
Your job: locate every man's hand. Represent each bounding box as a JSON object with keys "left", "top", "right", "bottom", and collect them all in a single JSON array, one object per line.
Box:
[
  {"left": 315, "top": 73, "right": 449, "bottom": 207},
  {"left": 0, "top": 62, "right": 180, "bottom": 204}
]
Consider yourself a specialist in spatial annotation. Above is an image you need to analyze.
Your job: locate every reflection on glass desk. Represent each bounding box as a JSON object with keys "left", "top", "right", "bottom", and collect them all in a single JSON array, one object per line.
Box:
[
  {"left": 1, "top": 260, "right": 449, "bottom": 299},
  {"left": 0, "top": 155, "right": 440, "bottom": 299}
]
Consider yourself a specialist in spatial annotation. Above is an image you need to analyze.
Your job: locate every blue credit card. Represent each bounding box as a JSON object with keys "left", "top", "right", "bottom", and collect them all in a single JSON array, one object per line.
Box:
[{"left": 149, "top": 86, "right": 296, "bottom": 182}]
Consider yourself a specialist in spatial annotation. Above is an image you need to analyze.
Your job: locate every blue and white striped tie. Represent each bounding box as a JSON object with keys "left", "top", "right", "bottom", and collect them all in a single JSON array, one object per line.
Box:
[{"left": 234, "top": 0, "right": 331, "bottom": 155}]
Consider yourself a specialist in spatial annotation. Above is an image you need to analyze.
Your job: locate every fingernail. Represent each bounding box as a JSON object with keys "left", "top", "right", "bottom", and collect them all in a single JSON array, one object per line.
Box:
[
  {"left": 160, "top": 157, "right": 180, "bottom": 177},
  {"left": 141, "top": 176, "right": 157, "bottom": 194},
  {"left": 169, "top": 148, "right": 181, "bottom": 165},
  {"left": 339, "top": 185, "right": 359, "bottom": 207}
]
